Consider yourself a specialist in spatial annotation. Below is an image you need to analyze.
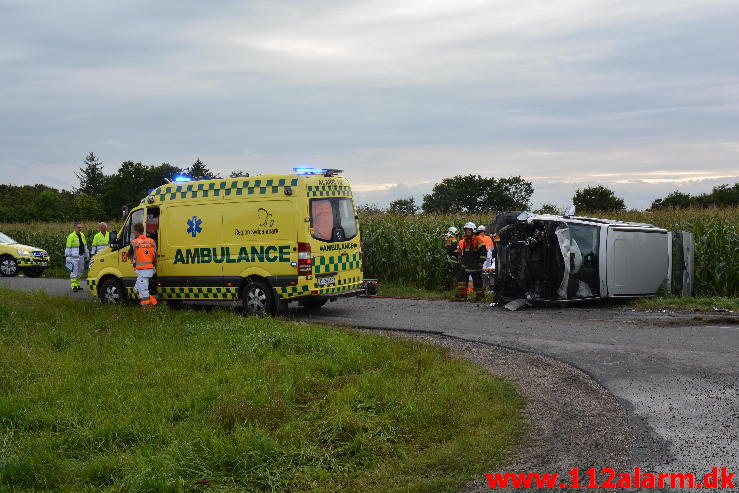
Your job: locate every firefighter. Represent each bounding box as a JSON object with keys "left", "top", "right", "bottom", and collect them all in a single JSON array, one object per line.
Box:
[
  {"left": 443, "top": 226, "right": 459, "bottom": 289},
  {"left": 127, "top": 222, "right": 158, "bottom": 307},
  {"left": 476, "top": 225, "right": 495, "bottom": 289},
  {"left": 456, "top": 222, "right": 487, "bottom": 300},
  {"left": 90, "top": 222, "right": 110, "bottom": 256},
  {"left": 64, "top": 221, "right": 89, "bottom": 292}
]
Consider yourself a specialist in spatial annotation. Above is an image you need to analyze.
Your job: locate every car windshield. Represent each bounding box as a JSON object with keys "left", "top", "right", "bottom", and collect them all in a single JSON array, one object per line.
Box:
[
  {"left": 310, "top": 198, "right": 358, "bottom": 242},
  {"left": 0, "top": 233, "right": 16, "bottom": 244}
]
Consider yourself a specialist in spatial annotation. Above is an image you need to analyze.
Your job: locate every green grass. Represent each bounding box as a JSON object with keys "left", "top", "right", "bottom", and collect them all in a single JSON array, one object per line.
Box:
[
  {"left": 376, "top": 283, "right": 736, "bottom": 311},
  {"left": 631, "top": 296, "right": 738, "bottom": 312},
  {"left": 0, "top": 288, "right": 523, "bottom": 493},
  {"left": 376, "top": 283, "right": 494, "bottom": 302}
]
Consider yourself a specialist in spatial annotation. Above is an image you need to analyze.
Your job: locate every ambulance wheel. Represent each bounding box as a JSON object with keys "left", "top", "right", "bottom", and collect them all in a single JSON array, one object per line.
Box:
[
  {"left": 0, "top": 256, "right": 18, "bottom": 277},
  {"left": 99, "top": 278, "right": 126, "bottom": 304},
  {"left": 242, "top": 280, "right": 276, "bottom": 315},
  {"left": 299, "top": 296, "right": 328, "bottom": 310}
]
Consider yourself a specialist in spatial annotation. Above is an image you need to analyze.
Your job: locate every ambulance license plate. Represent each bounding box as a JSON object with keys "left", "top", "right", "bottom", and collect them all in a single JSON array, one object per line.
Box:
[{"left": 317, "top": 275, "right": 336, "bottom": 287}]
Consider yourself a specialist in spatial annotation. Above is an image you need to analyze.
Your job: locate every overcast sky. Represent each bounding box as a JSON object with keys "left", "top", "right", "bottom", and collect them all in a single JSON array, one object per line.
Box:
[{"left": 1, "top": 0, "right": 737, "bottom": 209}]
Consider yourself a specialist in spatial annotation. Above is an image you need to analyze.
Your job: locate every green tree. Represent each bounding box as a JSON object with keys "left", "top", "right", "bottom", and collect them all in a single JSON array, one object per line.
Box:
[
  {"left": 72, "top": 194, "right": 103, "bottom": 220},
  {"left": 422, "top": 175, "right": 533, "bottom": 213},
  {"left": 149, "top": 163, "right": 183, "bottom": 186},
  {"left": 535, "top": 203, "right": 561, "bottom": 214},
  {"left": 650, "top": 190, "right": 692, "bottom": 209},
  {"left": 388, "top": 197, "right": 419, "bottom": 215},
  {"left": 101, "top": 161, "right": 152, "bottom": 218},
  {"left": 187, "top": 158, "right": 213, "bottom": 178},
  {"left": 572, "top": 185, "right": 625, "bottom": 212},
  {"left": 75, "top": 152, "right": 107, "bottom": 196}
]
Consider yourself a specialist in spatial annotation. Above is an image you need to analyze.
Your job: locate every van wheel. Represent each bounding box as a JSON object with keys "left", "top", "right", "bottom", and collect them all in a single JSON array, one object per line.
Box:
[
  {"left": 99, "top": 278, "right": 126, "bottom": 304},
  {"left": 300, "top": 296, "right": 328, "bottom": 310},
  {"left": 242, "top": 280, "right": 276, "bottom": 315},
  {"left": 0, "top": 256, "right": 18, "bottom": 277}
]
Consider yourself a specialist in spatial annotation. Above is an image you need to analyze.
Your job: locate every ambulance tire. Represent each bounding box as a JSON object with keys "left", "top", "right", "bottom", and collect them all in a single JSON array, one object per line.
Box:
[
  {"left": 0, "top": 255, "right": 18, "bottom": 277},
  {"left": 299, "top": 296, "right": 328, "bottom": 310},
  {"left": 99, "top": 278, "right": 126, "bottom": 304},
  {"left": 242, "top": 280, "right": 277, "bottom": 316}
]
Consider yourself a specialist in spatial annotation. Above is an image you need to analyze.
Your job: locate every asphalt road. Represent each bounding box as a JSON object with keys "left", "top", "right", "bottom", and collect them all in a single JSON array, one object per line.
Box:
[{"left": 2, "top": 276, "right": 738, "bottom": 483}]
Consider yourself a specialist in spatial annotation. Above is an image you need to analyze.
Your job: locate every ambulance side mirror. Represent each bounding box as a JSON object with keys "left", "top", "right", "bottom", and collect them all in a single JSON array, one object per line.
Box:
[{"left": 108, "top": 231, "right": 119, "bottom": 250}]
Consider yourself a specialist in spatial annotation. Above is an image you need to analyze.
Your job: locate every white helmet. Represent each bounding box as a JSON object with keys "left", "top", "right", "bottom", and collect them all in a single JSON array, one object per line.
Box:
[
  {"left": 447, "top": 226, "right": 458, "bottom": 235},
  {"left": 476, "top": 225, "right": 486, "bottom": 232},
  {"left": 463, "top": 221, "right": 476, "bottom": 231}
]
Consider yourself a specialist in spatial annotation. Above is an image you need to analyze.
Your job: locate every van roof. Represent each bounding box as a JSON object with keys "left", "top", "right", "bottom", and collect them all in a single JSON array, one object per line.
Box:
[{"left": 144, "top": 172, "right": 352, "bottom": 205}]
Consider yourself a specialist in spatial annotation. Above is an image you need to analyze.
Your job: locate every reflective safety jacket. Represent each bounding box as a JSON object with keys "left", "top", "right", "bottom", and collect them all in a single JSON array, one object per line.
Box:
[
  {"left": 131, "top": 234, "right": 156, "bottom": 270},
  {"left": 457, "top": 235, "right": 487, "bottom": 271},
  {"left": 443, "top": 235, "right": 458, "bottom": 259},
  {"left": 91, "top": 231, "right": 110, "bottom": 255},
  {"left": 478, "top": 233, "right": 493, "bottom": 251},
  {"left": 64, "top": 232, "right": 88, "bottom": 258}
]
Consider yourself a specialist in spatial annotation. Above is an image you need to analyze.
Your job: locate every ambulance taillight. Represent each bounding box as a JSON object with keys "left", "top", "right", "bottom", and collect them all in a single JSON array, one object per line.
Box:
[{"left": 298, "top": 242, "right": 312, "bottom": 275}]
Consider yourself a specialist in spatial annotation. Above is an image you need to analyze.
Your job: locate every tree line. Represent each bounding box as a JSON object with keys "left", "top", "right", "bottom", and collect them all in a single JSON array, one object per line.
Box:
[
  {"left": 0, "top": 153, "right": 736, "bottom": 223},
  {"left": 383, "top": 178, "right": 738, "bottom": 215},
  {"left": 0, "top": 153, "right": 245, "bottom": 223}
]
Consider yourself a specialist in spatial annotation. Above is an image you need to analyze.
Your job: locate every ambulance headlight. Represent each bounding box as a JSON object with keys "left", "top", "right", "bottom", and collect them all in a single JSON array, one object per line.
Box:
[{"left": 17, "top": 249, "right": 30, "bottom": 256}]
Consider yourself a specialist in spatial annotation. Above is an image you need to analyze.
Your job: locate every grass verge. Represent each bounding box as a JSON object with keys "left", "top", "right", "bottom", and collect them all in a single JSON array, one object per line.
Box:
[
  {"left": 0, "top": 288, "right": 522, "bottom": 492},
  {"left": 376, "top": 283, "right": 737, "bottom": 312},
  {"left": 631, "top": 296, "right": 738, "bottom": 312}
]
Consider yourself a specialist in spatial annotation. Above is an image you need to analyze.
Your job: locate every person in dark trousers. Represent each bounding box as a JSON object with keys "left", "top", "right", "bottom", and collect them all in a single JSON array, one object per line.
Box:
[
  {"left": 443, "top": 226, "right": 459, "bottom": 289},
  {"left": 456, "top": 222, "right": 487, "bottom": 301}
]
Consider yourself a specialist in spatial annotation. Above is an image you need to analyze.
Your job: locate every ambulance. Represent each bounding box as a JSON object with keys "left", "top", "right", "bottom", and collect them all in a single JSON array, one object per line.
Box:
[{"left": 86, "top": 168, "right": 364, "bottom": 314}]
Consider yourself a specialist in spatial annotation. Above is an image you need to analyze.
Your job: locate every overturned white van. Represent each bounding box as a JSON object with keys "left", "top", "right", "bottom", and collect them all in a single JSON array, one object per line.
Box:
[{"left": 491, "top": 212, "right": 694, "bottom": 304}]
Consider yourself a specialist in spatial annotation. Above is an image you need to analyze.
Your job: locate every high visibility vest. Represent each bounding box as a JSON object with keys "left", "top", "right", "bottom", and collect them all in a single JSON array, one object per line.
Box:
[
  {"left": 131, "top": 234, "right": 156, "bottom": 270},
  {"left": 91, "top": 231, "right": 110, "bottom": 254},
  {"left": 65, "top": 231, "right": 87, "bottom": 256}
]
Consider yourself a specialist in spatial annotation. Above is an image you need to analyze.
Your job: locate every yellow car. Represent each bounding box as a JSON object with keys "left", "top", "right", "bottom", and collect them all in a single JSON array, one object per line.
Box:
[{"left": 0, "top": 232, "right": 50, "bottom": 277}]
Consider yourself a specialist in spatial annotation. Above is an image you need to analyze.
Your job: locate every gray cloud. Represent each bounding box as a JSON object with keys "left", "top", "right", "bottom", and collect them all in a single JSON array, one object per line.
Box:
[{"left": 1, "top": 0, "right": 737, "bottom": 209}]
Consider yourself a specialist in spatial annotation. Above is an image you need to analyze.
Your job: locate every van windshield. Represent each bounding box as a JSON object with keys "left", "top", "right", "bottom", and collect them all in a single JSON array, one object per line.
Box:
[
  {"left": 310, "top": 198, "right": 357, "bottom": 242},
  {"left": 0, "top": 233, "right": 16, "bottom": 244}
]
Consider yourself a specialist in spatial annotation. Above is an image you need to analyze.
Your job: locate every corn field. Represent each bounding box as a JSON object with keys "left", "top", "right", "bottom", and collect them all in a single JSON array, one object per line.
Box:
[
  {"left": 2, "top": 208, "right": 737, "bottom": 297},
  {"left": 359, "top": 207, "right": 739, "bottom": 297}
]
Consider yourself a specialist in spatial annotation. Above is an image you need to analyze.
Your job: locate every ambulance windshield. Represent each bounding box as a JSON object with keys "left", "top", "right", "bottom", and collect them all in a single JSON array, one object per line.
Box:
[{"left": 310, "top": 198, "right": 357, "bottom": 242}]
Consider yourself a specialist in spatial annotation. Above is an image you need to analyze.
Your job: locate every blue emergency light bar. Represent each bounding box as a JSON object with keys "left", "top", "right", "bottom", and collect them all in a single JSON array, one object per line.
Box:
[
  {"left": 174, "top": 175, "right": 192, "bottom": 183},
  {"left": 293, "top": 167, "right": 343, "bottom": 177}
]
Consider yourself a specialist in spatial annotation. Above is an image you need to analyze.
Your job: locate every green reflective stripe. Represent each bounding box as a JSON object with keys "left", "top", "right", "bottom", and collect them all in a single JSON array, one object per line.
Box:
[
  {"left": 157, "top": 286, "right": 239, "bottom": 300},
  {"left": 313, "top": 253, "right": 360, "bottom": 274},
  {"left": 306, "top": 185, "right": 352, "bottom": 198},
  {"left": 151, "top": 177, "right": 304, "bottom": 204},
  {"left": 276, "top": 285, "right": 310, "bottom": 299}
]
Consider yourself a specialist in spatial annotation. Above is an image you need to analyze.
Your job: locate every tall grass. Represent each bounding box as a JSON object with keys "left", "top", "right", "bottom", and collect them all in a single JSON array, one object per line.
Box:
[
  {"left": 0, "top": 288, "right": 522, "bottom": 492},
  {"left": 3, "top": 207, "right": 737, "bottom": 296},
  {"left": 359, "top": 207, "right": 738, "bottom": 297}
]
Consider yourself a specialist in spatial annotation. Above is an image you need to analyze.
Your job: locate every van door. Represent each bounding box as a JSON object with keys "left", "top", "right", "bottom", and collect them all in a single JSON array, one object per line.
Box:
[
  {"left": 606, "top": 228, "right": 669, "bottom": 296},
  {"left": 161, "top": 204, "right": 224, "bottom": 287},
  {"left": 116, "top": 208, "right": 144, "bottom": 295}
]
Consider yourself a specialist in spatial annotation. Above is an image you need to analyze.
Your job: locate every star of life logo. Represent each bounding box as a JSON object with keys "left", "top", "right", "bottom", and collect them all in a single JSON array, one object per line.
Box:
[{"left": 187, "top": 216, "right": 203, "bottom": 238}]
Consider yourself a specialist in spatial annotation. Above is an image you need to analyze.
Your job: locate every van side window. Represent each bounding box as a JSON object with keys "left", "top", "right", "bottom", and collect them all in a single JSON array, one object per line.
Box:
[
  {"left": 122, "top": 209, "right": 145, "bottom": 246},
  {"left": 310, "top": 198, "right": 358, "bottom": 242}
]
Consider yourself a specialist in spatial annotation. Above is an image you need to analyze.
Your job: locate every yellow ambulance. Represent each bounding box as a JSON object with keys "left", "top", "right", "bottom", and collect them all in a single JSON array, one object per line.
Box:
[{"left": 86, "top": 168, "right": 363, "bottom": 314}]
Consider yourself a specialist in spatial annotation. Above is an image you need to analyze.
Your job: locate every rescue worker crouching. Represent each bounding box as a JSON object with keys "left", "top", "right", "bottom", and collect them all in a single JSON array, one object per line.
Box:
[
  {"left": 65, "top": 221, "right": 89, "bottom": 292},
  {"left": 127, "top": 222, "right": 158, "bottom": 307},
  {"left": 456, "top": 222, "right": 487, "bottom": 301},
  {"left": 90, "top": 222, "right": 110, "bottom": 256}
]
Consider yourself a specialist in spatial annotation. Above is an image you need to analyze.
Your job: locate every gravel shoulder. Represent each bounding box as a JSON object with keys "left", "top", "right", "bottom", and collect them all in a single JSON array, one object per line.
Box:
[{"left": 357, "top": 329, "right": 638, "bottom": 492}]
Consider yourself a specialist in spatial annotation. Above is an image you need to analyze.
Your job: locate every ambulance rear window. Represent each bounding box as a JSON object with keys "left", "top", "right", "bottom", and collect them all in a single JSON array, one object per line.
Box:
[{"left": 310, "top": 198, "right": 357, "bottom": 242}]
